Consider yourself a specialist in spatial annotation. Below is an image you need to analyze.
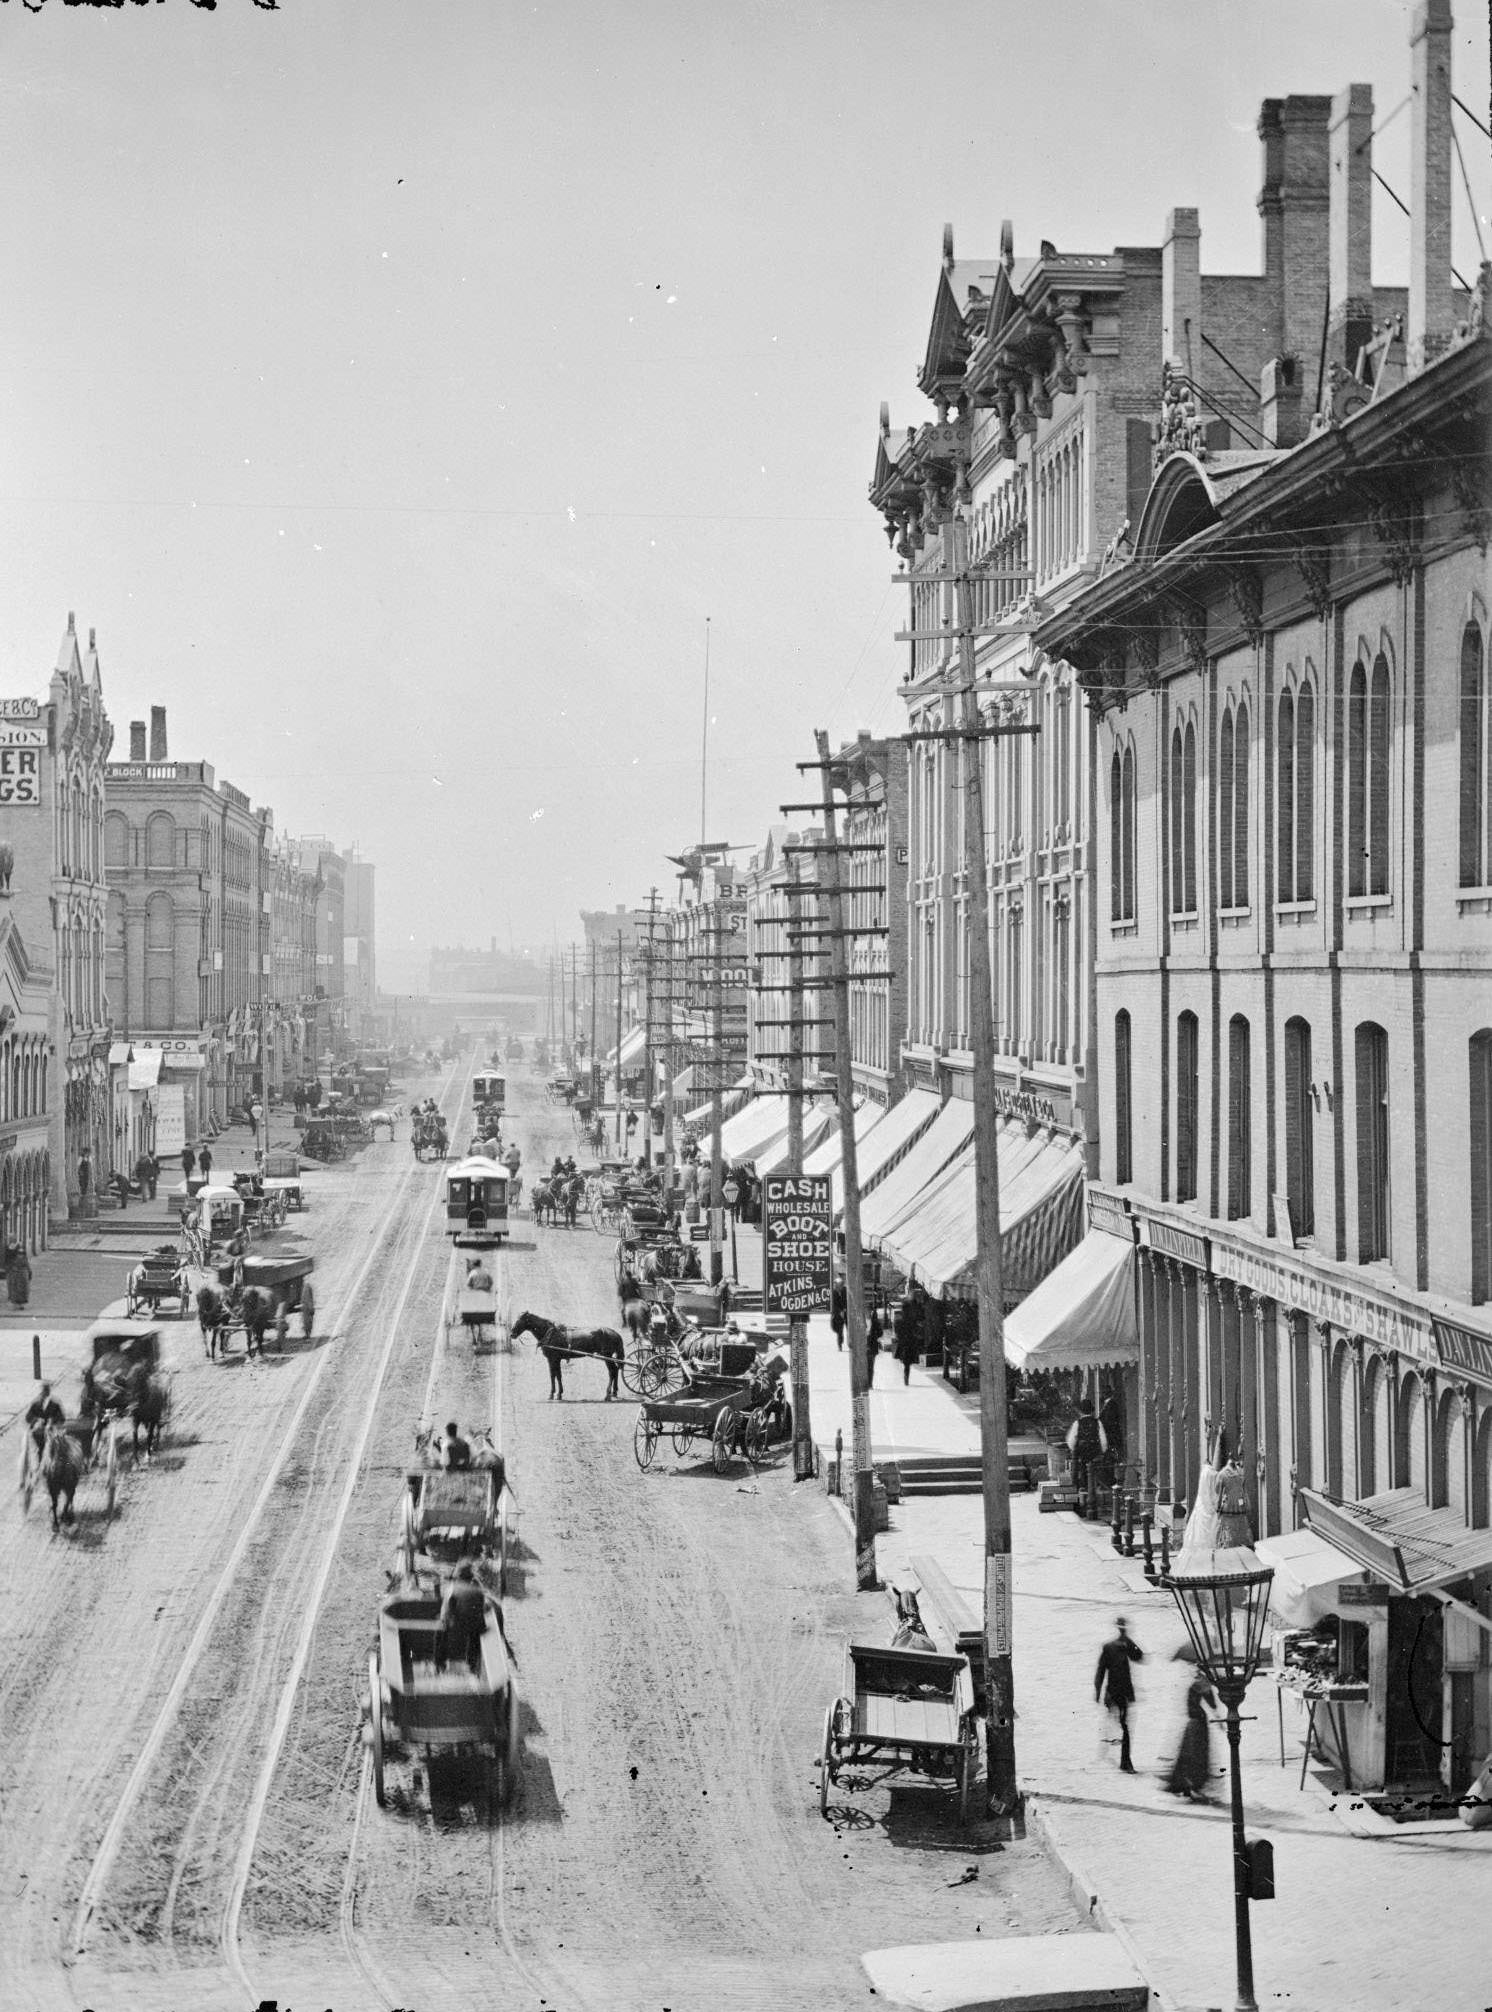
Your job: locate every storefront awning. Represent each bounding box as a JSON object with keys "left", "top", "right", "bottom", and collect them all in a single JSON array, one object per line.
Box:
[
  {"left": 860, "top": 1099, "right": 975, "bottom": 1245},
  {"left": 882, "top": 1127, "right": 1087, "bottom": 1303},
  {"left": 804, "top": 1100, "right": 884, "bottom": 1185},
  {"left": 1000, "top": 1224, "right": 1139, "bottom": 1370},
  {"left": 753, "top": 1106, "right": 834, "bottom": 1178},
  {"left": 1300, "top": 1487, "right": 1492, "bottom": 1595},
  {"left": 609, "top": 1025, "right": 646, "bottom": 1068},
  {"left": 108, "top": 1042, "right": 131, "bottom": 1066},
  {"left": 1254, "top": 1528, "right": 1368, "bottom": 1629},
  {"left": 683, "top": 1075, "right": 753, "bottom": 1133},
  {"left": 128, "top": 1050, "right": 163, "bottom": 1091},
  {"left": 718, "top": 1094, "right": 791, "bottom": 1166},
  {"left": 845, "top": 1088, "right": 941, "bottom": 1211}
]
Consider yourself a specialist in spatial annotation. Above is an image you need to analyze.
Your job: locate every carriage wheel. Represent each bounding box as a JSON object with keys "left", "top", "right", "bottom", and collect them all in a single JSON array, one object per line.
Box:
[
  {"left": 18, "top": 1435, "right": 34, "bottom": 1514},
  {"left": 711, "top": 1411, "right": 733, "bottom": 1474},
  {"left": 633, "top": 1414, "right": 659, "bottom": 1471},
  {"left": 589, "top": 1203, "right": 607, "bottom": 1235},
  {"left": 744, "top": 1412, "right": 769, "bottom": 1470},
  {"left": 499, "top": 1676, "right": 522, "bottom": 1806},
  {"left": 368, "top": 1651, "right": 387, "bottom": 1807},
  {"left": 819, "top": 1701, "right": 843, "bottom": 1816},
  {"left": 669, "top": 1424, "right": 698, "bottom": 1458},
  {"left": 103, "top": 1428, "right": 118, "bottom": 1520},
  {"left": 618, "top": 1352, "right": 649, "bottom": 1399},
  {"left": 613, "top": 1240, "right": 627, "bottom": 1283},
  {"left": 957, "top": 1718, "right": 978, "bottom": 1825},
  {"left": 125, "top": 1284, "right": 139, "bottom": 1318}
]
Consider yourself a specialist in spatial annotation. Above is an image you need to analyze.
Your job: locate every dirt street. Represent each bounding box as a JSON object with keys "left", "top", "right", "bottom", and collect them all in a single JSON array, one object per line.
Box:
[{"left": 0, "top": 1062, "right": 1081, "bottom": 2012}]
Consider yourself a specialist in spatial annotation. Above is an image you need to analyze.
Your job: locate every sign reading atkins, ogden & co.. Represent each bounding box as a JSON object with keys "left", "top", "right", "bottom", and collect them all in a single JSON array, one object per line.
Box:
[{"left": 762, "top": 1174, "right": 833, "bottom": 1315}]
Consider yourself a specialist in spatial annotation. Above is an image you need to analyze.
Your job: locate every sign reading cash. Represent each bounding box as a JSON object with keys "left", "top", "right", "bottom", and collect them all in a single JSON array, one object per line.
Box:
[{"left": 763, "top": 1174, "right": 833, "bottom": 1314}]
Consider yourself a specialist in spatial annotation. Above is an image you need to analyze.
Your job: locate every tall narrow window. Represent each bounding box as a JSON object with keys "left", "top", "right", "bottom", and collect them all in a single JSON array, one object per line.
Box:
[
  {"left": 1295, "top": 678, "right": 1315, "bottom": 900},
  {"left": 1054, "top": 685, "right": 1071, "bottom": 829},
  {"left": 1471, "top": 1031, "right": 1492, "bottom": 1304},
  {"left": 1233, "top": 701, "right": 1250, "bottom": 907},
  {"left": 1110, "top": 749, "right": 1124, "bottom": 922},
  {"left": 1460, "top": 621, "right": 1488, "bottom": 887},
  {"left": 1182, "top": 720, "right": 1197, "bottom": 911},
  {"left": 1169, "top": 724, "right": 1185, "bottom": 908},
  {"left": 1284, "top": 1016, "right": 1315, "bottom": 1237},
  {"left": 1176, "top": 1010, "right": 1199, "bottom": 1202},
  {"left": 1055, "top": 903, "right": 1070, "bottom": 1059},
  {"left": 1348, "top": 661, "right": 1368, "bottom": 897},
  {"left": 1368, "top": 655, "right": 1390, "bottom": 895},
  {"left": 1228, "top": 1015, "right": 1252, "bottom": 1219},
  {"left": 1115, "top": 1010, "right": 1133, "bottom": 1185},
  {"left": 1008, "top": 911, "right": 1022, "bottom": 1048},
  {"left": 1277, "top": 689, "right": 1296, "bottom": 903},
  {"left": 1222, "top": 704, "right": 1246, "bottom": 901},
  {"left": 1121, "top": 745, "right": 1136, "bottom": 920},
  {"left": 1356, "top": 1021, "right": 1391, "bottom": 1261}
]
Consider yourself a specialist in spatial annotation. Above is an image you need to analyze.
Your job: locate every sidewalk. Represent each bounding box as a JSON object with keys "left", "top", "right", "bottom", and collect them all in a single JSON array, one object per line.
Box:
[{"left": 790, "top": 1304, "right": 1490, "bottom": 2012}]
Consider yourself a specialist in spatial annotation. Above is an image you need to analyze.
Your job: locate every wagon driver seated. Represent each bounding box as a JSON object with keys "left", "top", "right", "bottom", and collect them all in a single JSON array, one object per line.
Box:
[
  {"left": 441, "top": 1419, "right": 472, "bottom": 1470},
  {"left": 436, "top": 1559, "right": 486, "bottom": 1674},
  {"left": 465, "top": 1256, "right": 494, "bottom": 1294},
  {"left": 25, "top": 1381, "right": 66, "bottom": 1455}
]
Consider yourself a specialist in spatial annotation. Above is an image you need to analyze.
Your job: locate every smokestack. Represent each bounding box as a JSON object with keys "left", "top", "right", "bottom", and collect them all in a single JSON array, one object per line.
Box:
[
  {"left": 130, "top": 720, "right": 146, "bottom": 761},
  {"left": 1328, "top": 84, "right": 1375, "bottom": 375},
  {"left": 1408, "top": 0, "right": 1454, "bottom": 371},
  {"left": 1162, "top": 207, "right": 1202, "bottom": 374},
  {"left": 1258, "top": 96, "right": 1332, "bottom": 376},
  {"left": 149, "top": 706, "right": 167, "bottom": 762}
]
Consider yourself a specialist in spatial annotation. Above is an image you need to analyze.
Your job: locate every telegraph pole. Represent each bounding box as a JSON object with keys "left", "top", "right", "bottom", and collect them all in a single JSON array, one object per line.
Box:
[
  {"left": 614, "top": 928, "right": 625, "bottom": 1156},
  {"left": 588, "top": 939, "right": 599, "bottom": 1109},
  {"left": 708, "top": 887, "right": 725, "bottom": 1288},
  {"left": 785, "top": 848, "right": 816, "bottom": 1480}
]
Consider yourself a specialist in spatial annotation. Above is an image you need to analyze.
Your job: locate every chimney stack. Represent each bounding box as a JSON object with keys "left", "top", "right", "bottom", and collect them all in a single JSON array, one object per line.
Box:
[
  {"left": 1329, "top": 84, "right": 1375, "bottom": 374},
  {"left": 1258, "top": 96, "right": 1332, "bottom": 377},
  {"left": 149, "top": 706, "right": 168, "bottom": 762},
  {"left": 1260, "top": 355, "right": 1306, "bottom": 448},
  {"left": 1162, "top": 208, "right": 1202, "bottom": 374},
  {"left": 1408, "top": 0, "right": 1454, "bottom": 371},
  {"left": 129, "top": 720, "right": 146, "bottom": 761}
]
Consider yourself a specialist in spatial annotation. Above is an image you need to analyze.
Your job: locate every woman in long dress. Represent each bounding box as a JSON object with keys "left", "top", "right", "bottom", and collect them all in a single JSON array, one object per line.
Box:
[{"left": 1165, "top": 1670, "right": 1218, "bottom": 1798}]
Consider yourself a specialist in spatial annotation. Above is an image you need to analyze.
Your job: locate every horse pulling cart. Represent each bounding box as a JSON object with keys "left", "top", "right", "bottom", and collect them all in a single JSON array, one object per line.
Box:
[
  {"left": 818, "top": 1641, "right": 980, "bottom": 1823},
  {"left": 364, "top": 1579, "right": 521, "bottom": 1810},
  {"left": 411, "top": 1109, "right": 449, "bottom": 1161},
  {"left": 400, "top": 1450, "right": 511, "bottom": 1594},
  {"left": 19, "top": 1410, "right": 119, "bottom": 1527},
  {"left": 446, "top": 1276, "right": 501, "bottom": 1349}
]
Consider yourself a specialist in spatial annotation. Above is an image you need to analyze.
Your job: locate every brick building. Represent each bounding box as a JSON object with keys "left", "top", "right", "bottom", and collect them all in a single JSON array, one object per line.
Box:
[
  {"left": 1, "top": 616, "right": 115, "bottom": 1217},
  {"left": 268, "top": 831, "right": 321, "bottom": 1095},
  {"left": 342, "top": 850, "right": 376, "bottom": 1044},
  {"left": 1037, "top": 11, "right": 1489, "bottom": 1797},
  {"left": 293, "top": 838, "right": 346, "bottom": 1067}
]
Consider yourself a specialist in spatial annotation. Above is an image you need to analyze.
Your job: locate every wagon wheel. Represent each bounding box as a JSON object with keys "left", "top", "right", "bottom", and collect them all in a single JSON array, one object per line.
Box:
[
  {"left": 635, "top": 1349, "right": 670, "bottom": 1399},
  {"left": 618, "top": 1351, "right": 650, "bottom": 1399},
  {"left": 957, "top": 1717, "right": 979, "bottom": 1825},
  {"left": 669, "top": 1424, "right": 697, "bottom": 1458},
  {"left": 102, "top": 1426, "right": 118, "bottom": 1520},
  {"left": 399, "top": 1489, "right": 418, "bottom": 1581},
  {"left": 613, "top": 1240, "right": 628, "bottom": 1284},
  {"left": 633, "top": 1413, "right": 660, "bottom": 1471},
  {"left": 819, "top": 1698, "right": 848, "bottom": 1816},
  {"left": 744, "top": 1411, "right": 769, "bottom": 1470},
  {"left": 711, "top": 1410, "right": 733, "bottom": 1474},
  {"left": 499, "top": 1674, "right": 522, "bottom": 1807},
  {"left": 368, "top": 1650, "right": 387, "bottom": 1807}
]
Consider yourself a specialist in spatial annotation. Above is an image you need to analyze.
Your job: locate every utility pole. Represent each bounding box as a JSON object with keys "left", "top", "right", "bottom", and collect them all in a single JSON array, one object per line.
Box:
[
  {"left": 813, "top": 728, "right": 876, "bottom": 1590},
  {"left": 614, "top": 928, "right": 625, "bottom": 1156},
  {"left": 785, "top": 848, "right": 816, "bottom": 1481},
  {"left": 708, "top": 884, "right": 725, "bottom": 1288},
  {"left": 589, "top": 938, "right": 599, "bottom": 1110},
  {"left": 640, "top": 891, "right": 658, "bottom": 1171}
]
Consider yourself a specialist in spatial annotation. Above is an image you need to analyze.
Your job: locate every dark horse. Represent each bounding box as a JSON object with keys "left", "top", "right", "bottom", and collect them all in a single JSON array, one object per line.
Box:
[
  {"left": 124, "top": 1362, "right": 170, "bottom": 1460},
  {"left": 197, "top": 1283, "right": 232, "bottom": 1359},
  {"left": 510, "top": 1310, "right": 623, "bottom": 1401},
  {"left": 40, "top": 1421, "right": 83, "bottom": 1531},
  {"left": 195, "top": 1283, "right": 276, "bottom": 1358},
  {"left": 617, "top": 1271, "right": 650, "bottom": 1345},
  {"left": 561, "top": 1173, "right": 586, "bottom": 1228},
  {"left": 530, "top": 1178, "right": 560, "bottom": 1227}
]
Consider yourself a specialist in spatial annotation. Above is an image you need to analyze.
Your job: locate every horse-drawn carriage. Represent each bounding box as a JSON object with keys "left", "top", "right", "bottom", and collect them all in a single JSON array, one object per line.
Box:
[
  {"left": 400, "top": 1439, "right": 511, "bottom": 1592},
  {"left": 412, "top": 1108, "right": 449, "bottom": 1161},
  {"left": 125, "top": 1243, "right": 191, "bottom": 1318},
  {"left": 529, "top": 1168, "right": 585, "bottom": 1228},
  {"left": 262, "top": 1149, "right": 306, "bottom": 1210},
  {"left": 631, "top": 1357, "right": 782, "bottom": 1474},
  {"left": 364, "top": 1573, "right": 521, "bottom": 1810},
  {"left": 198, "top": 1251, "right": 316, "bottom": 1359},
  {"left": 818, "top": 1639, "right": 980, "bottom": 1824},
  {"left": 231, "top": 1172, "right": 290, "bottom": 1237},
  {"left": 300, "top": 1118, "right": 345, "bottom": 1163},
  {"left": 545, "top": 1074, "right": 578, "bottom": 1107},
  {"left": 446, "top": 1269, "right": 501, "bottom": 1348},
  {"left": 472, "top": 1069, "right": 506, "bottom": 1114},
  {"left": 20, "top": 1320, "right": 174, "bottom": 1526},
  {"left": 445, "top": 1156, "right": 509, "bottom": 1247}
]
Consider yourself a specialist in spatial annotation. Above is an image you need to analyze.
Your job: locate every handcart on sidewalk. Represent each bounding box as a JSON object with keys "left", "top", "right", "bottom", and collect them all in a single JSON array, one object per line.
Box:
[{"left": 818, "top": 1639, "right": 979, "bottom": 1823}]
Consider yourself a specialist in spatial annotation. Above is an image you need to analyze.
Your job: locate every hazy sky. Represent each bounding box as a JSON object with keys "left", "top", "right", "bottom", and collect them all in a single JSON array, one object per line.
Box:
[{"left": 1, "top": 0, "right": 1486, "bottom": 990}]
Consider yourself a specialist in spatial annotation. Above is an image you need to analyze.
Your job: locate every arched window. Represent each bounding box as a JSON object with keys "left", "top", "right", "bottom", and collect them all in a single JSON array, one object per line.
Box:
[
  {"left": 1349, "top": 653, "right": 1392, "bottom": 898},
  {"left": 1053, "top": 684, "right": 1071, "bottom": 830},
  {"left": 1114, "top": 1009, "right": 1133, "bottom": 1185},
  {"left": 1471, "top": 1030, "right": 1492, "bottom": 1304},
  {"left": 1219, "top": 700, "right": 1250, "bottom": 908},
  {"left": 1284, "top": 1016, "right": 1314, "bottom": 1239},
  {"left": 1110, "top": 749, "right": 1124, "bottom": 921},
  {"left": 1348, "top": 660, "right": 1367, "bottom": 896},
  {"left": 1169, "top": 721, "right": 1197, "bottom": 914},
  {"left": 1121, "top": 745, "right": 1135, "bottom": 920},
  {"left": 147, "top": 813, "right": 175, "bottom": 872},
  {"left": 1277, "top": 689, "right": 1295, "bottom": 902},
  {"left": 1369, "top": 654, "right": 1390, "bottom": 895},
  {"left": 105, "top": 813, "right": 129, "bottom": 871},
  {"left": 1228, "top": 1015, "right": 1251, "bottom": 1219},
  {"left": 1356, "top": 1020, "right": 1391, "bottom": 1261},
  {"left": 1295, "top": 677, "right": 1315, "bottom": 901},
  {"left": 146, "top": 891, "right": 173, "bottom": 949},
  {"left": 1459, "top": 617, "right": 1490, "bottom": 887},
  {"left": 1219, "top": 707, "right": 1235, "bottom": 904},
  {"left": 1176, "top": 1009, "right": 1199, "bottom": 1202}
]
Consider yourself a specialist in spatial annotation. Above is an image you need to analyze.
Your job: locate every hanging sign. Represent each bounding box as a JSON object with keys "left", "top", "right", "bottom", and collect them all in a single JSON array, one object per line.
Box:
[
  {"left": 763, "top": 1173, "right": 833, "bottom": 1314},
  {"left": 0, "top": 736, "right": 43, "bottom": 803}
]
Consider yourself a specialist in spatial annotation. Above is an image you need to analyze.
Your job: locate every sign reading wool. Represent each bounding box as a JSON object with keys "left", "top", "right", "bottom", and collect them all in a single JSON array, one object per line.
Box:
[{"left": 763, "top": 1173, "right": 833, "bottom": 1314}]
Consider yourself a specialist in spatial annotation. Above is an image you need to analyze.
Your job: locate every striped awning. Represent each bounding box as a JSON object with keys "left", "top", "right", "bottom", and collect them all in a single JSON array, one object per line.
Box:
[
  {"left": 805, "top": 1099, "right": 885, "bottom": 1188},
  {"left": 683, "top": 1076, "right": 752, "bottom": 1132},
  {"left": 717, "top": 1094, "right": 792, "bottom": 1165},
  {"left": 859, "top": 1099, "right": 975, "bottom": 1244},
  {"left": 753, "top": 1105, "right": 834, "bottom": 1177},
  {"left": 1002, "top": 1224, "right": 1139, "bottom": 1370}
]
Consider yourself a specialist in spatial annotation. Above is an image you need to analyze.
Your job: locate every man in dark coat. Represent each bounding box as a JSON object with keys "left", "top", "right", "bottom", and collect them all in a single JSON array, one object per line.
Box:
[
  {"left": 442, "top": 1420, "right": 472, "bottom": 1470},
  {"left": 437, "top": 1560, "right": 487, "bottom": 1673},
  {"left": 25, "top": 1381, "right": 65, "bottom": 1454},
  {"left": 1095, "top": 1618, "right": 1144, "bottom": 1773},
  {"left": 830, "top": 1279, "right": 847, "bottom": 1352}
]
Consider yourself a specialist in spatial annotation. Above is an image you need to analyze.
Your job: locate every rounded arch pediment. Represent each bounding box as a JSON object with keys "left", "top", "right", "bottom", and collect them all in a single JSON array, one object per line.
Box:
[{"left": 1133, "top": 454, "right": 1222, "bottom": 567}]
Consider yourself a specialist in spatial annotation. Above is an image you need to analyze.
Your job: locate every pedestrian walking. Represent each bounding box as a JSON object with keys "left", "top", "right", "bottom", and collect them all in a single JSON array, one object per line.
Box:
[
  {"left": 181, "top": 1145, "right": 196, "bottom": 1184},
  {"left": 830, "top": 1278, "right": 847, "bottom": 1352},
  {"left": 198, "top": 1145, "right": 213, "bottom": 1181},
  {"left": 77, "top": 1150, "right": 92, "bottom": 1198},
  {"left": 300, "top": 1280, "right": 316, "bottom": 1338},
  {"left": 1163, "top": 1668, "right": 1217, "bottom": 1800},
  {"left": 1098, "top": 1387, "right": 1125, "bottom": 1486},
  {"left": 1066, "top": 1397, "right": 1107, "bottom": 1501},
  {"left": 893, "top": 1292, "right": 922, "bottom": 1385},
  {"left": 1095, "top": 1618, "right": 1144, "bottom": 1773},
  {"left": 866, "top": 1300, "right": 884, "bottom": 1386},
  {"left": 6, "top": 1242, "right": 31, "bottom": 1307}
]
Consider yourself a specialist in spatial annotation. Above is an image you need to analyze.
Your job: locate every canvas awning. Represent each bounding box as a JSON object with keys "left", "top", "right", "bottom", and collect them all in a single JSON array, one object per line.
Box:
[
  {"left": 753, "top": 1106, "right": 834, "bottom": 1177},
  {"left": 718, "top": 1094, "right": 792, "bottom": 1165},
  {"left": 108, "top": 1042, "right": 131, "bottom": 1066},
  {"left": 1254, "top": 1528, "right": 1368, "bottom": 1629},
  {"left": 684, "top": 1075, "right": 752, "bottom": 1133},
  {"left": 860, "top": 1099, "right": 975, "bottom": 1244},
  {"left": 833, "top": 1088, "right": 942, "bottom": 1217},
  {"left": 613, "top": 1026, "right": 646, "bottom": 1067},
  {"left": 805, "top": 1100, "right": 884, "bottom": 1184},
  {"left": 1300, "top": 1487, "right": 1492, "bottom": 1595},
  {"left": 878, "top": 1124, "right": 1086, "bottom": 1301},
  {"left": 128, "top": 1050, "right": 163, "bottom": 1091},
  {"left": 1001, "top": 1225, "right": 1140, "bottom": 1371}
]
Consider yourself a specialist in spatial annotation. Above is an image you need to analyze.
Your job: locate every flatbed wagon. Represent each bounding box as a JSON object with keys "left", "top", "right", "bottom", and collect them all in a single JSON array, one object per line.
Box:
[
  {"left": 819, "top": 1641, "right": 979, "bottom": 1823},
  {"left": 365, "top": 1583, "right": 520, "bottom": 1809}
]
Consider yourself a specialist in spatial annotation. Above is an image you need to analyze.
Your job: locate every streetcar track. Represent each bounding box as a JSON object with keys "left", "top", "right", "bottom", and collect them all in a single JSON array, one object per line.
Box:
[{"left": 68, "top": 1058, "right": 468, "bottom": 1973}]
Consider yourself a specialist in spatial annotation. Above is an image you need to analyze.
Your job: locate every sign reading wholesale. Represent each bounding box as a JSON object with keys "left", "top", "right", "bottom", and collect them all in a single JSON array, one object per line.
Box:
[{"left": 763, "top": 1174, "right": 833, "bottom": 1315}]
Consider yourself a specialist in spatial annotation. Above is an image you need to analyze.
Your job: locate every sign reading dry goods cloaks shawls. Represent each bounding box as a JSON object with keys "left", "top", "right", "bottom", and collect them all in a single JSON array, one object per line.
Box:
[{"left": 762, "top": 1174, "right": 832, "bottom": 1314}]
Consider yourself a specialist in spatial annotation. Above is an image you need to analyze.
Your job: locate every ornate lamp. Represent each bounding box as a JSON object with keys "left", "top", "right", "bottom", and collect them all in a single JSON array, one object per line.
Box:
[{"left": 1163, "top": 1455, "right": 1274, "bottom": 2012}]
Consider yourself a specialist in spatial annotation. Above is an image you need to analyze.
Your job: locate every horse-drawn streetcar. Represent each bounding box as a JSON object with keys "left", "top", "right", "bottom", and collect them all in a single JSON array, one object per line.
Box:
[{"left": 445, "top": 1156, "right": 509, "bottom": 1247}]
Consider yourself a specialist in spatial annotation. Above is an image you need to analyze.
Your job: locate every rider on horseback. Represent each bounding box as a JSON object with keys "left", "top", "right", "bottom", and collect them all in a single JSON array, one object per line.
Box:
[{"left": 25, "top": 1381, "right": 66, "bottom": 1454}]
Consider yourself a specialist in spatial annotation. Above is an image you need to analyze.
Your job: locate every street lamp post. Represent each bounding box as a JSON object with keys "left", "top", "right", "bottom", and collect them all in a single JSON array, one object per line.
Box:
[{"left": 1163, "top": 1479, "right": 1275, "bottom": 2012}]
